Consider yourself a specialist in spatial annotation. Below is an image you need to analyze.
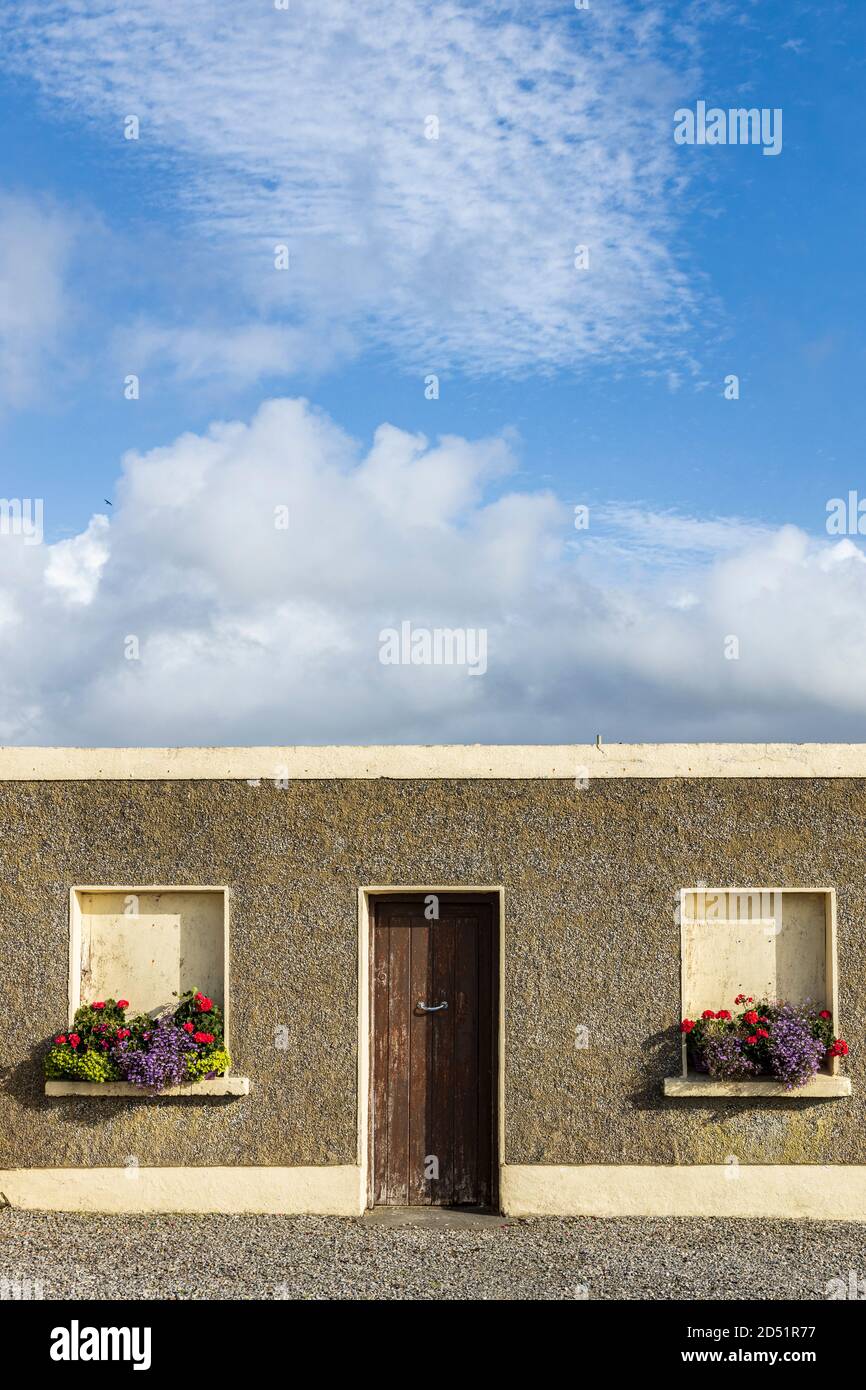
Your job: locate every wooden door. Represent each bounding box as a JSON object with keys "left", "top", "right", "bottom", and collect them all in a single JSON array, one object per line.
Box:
[{"left": 371, "top": 895, "right": 498, "bottom": 1207}]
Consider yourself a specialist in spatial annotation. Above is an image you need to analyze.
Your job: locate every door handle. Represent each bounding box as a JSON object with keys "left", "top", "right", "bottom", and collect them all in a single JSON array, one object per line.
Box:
[{"left": 417, "top": 1000, "right": 448, "bottom": 1012}]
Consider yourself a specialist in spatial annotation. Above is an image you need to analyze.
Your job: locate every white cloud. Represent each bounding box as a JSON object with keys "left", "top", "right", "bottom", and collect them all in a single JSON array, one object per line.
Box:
[
  {"left": 118, "top": 320, "right": 356, "bottom": 388},
  {"left": 1, "top": 0, "right": 705, "bottom": 379},
  {"left": 44, "top": 515, "right": 111, "bottom": 605},
  {"left": 0, "top": 194, "right": 77, "bottom": 406},
  {"left": 592, "top": 504, "right": 771, "bottom": 563},
  {"left": 4, "top": 396, "right": 866, "bottom": 744}
]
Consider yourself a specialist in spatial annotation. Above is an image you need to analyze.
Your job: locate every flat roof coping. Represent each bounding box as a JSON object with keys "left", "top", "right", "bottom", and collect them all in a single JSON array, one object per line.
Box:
[{"left": 1, "top": 744, "right": 866, "bottom": 779}]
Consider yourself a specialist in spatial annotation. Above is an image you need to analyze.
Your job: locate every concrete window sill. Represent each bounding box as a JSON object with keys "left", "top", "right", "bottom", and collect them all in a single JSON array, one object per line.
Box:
[
  {"left": 45, "top": 1077, "right": 250, "bottom": 1098},
  {"left": 664, "top": 1072, "right": 851, "bottom": 1098}
]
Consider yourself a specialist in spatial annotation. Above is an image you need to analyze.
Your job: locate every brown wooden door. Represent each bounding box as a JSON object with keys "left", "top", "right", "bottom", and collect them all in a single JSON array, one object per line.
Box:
[{"left": 371, "top": 895, "right": 498, "bottom": 1207}]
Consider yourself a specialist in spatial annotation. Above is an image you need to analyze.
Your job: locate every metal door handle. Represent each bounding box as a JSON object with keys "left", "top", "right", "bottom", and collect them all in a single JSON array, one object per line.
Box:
[{"left": 417, "top": 1000, "right": 448, "bottom": 1012}]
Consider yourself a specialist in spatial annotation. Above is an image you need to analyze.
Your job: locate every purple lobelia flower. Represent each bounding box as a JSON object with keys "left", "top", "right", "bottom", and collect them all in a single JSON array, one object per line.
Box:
[
  {"left": 702, "top": 1032, "right": 760, "bottom": 1081},
  {"left": 118, "top": 1017, "right": 196, "bottom": 1090},
  {"left": 767, "top": 1004, "right": 825, "bottom": 1088}
]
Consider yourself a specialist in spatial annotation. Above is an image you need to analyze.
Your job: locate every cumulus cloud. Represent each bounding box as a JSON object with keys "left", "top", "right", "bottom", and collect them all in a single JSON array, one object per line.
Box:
[
  {"left": 2, "top": 396, "right": 866, "bottom": 745},
  {"left": 44, "top": 516, "right": 111, "bottom": 606},
  {"left": 0, "top": 0, "right": 704, "bottom": 380}
]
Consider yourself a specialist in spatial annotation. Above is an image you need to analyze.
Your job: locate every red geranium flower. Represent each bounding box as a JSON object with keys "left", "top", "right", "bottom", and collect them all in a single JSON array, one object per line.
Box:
[
  {"left": 68, "top": 1033, "right": 80, "bottom": 1048},
  {"left": 680, "top": 1018, "right": 696, "bottom": 1034},
  {"left": 756, "top": 1029, "right": 769, "bottom": 1039},
  {"left": 117, "top": 999, "right": 129, "bottom": 1009},
  {"left": 701, "top": 1009, "right": 715, "bottom": 1020},
  {"left": 92, "top": 1001, "right": 105, "bottom": 1010},
  {"left": 183, "top": 1021, "right": 194, "bottom": 1033},
  {"left": 746, "top": 1035, "right": 758, "bottom": 1045},
  {"left": 194, "top": 1031, "right": 215, "bottom": 1045},
  {"left": 829, "top": 1039, "right": 849, "bottom": 1058},
  {"left": 195, "top": 994, "right": 214, "bottom": 1012},
  {"left": 819, "top": 1010, "right": 831, "bottom": 1020},
  {"left": 734, "top": 993, "right": 746, "bottom": 1005},
  {"left": 116, "top": 1028, "right": 130, "bottom": 1040},
  {"left": 715, "top": 1010, "right": 732, "bottom": 1020},
  {"left": 743, "top": 1010, "right": 759, "bottom": 1025},
  {"left": 54, "top": 1035, "right": 67, "bottom": 1045}
]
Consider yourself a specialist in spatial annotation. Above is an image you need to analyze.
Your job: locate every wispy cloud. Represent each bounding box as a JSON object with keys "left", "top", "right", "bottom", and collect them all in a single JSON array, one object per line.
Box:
[
  {"left": 117, "top": 320, "right": 355, "bottom": 388},
  {"left": 0, "top": 194, "right": 79, "bottom": 407},
  {"left": 593, "top": 504, "right": 771, "bottom": 563},
  {"left": 1, "top": 0, "right": 705, "bottom": 380}
]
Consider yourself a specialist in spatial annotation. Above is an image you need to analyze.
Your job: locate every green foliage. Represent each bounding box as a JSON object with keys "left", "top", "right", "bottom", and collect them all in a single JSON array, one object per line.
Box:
[
  {"left": 73, "top": 998, "right": 126, "bottom": 1036},
  {"left": 683, "top": 996, "right": 847, "bottom": 1082},
  {"left": 813, "top": 1012, "right": 835, "bottom": 1051},
  {"left": 45, "top": 1046, "right": 121, "bottom": 1082},
  {"left": 45, "top": 996, "right": 146, "bottom": 1082},
  {"left": 186, "top": 1047, "right": 232, "bottom": 1081},
  {"left": 66, "top": 998, "right": 151, "bottom": 1051},
  {"left": 45, "top": 987, "right": 233, "bottom": 1089},
  {"left": 172, "top": 987, "right": 226, "bottom": 1045}
]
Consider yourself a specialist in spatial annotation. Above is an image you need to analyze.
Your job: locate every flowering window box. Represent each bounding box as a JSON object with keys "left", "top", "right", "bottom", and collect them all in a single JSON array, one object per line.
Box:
[
  {"left": 43, "top": 989, "right": 247, "bottom": 1098},
  {"left": 665, "top": 886, "right": 851, "bottom": 1099},
  {"left": 666, "top": 994, "right": 851, "bottom": 1097}
]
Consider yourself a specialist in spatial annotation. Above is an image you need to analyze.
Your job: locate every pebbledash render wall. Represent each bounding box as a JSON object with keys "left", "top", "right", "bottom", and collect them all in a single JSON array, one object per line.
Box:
[{"left": 2, "top": 743, "right": 866, "bottom": 1218}]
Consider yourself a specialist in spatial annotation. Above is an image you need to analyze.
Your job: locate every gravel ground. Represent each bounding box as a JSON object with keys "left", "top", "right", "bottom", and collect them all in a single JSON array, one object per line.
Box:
[{"left": 1, "top": 1209, "right": 864, "bottom": 1301}]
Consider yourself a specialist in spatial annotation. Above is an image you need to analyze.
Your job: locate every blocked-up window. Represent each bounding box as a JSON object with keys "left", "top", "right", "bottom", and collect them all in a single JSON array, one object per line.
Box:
[
  {"left": 678, "top": 886, "right": 839, "bottom": 1072},
  {"left": 70, "top": 887, "right": 228, "bottom": 1024}
]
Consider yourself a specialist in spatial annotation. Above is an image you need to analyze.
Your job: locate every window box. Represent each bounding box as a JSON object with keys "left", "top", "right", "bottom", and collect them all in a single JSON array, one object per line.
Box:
[
  {"left": 664, "top": 1072, "right": 850, "bottom": 1099},
  {"left": 52, "top": 886, "right": 238, "bottom": 1095},
  {"left": 665, "top": 887, "right": 850, "bottom": 1098},
  {"left": 45, "top": 1076, "right": 249, "bottom": 1098}
]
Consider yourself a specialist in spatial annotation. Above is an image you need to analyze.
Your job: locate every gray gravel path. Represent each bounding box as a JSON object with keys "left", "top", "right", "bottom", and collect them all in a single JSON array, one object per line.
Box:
[{"left": 1, "top": 1209, "right": 865, "bottom": 1300}]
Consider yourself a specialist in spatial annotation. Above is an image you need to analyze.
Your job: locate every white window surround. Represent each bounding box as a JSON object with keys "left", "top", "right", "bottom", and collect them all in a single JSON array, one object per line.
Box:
[
  {"left": 664, "top": 886, "right": 850, "bottom": 1098},
  {"left": 68, "top": 885, "right": 230, "bottom": 1031},
  {"left": 47, "top": 885, "right": 247, "bottom": 1098}
]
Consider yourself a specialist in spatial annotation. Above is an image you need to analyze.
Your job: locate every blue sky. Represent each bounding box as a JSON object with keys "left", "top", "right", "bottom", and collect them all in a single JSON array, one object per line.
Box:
[
  {"left": 1, "top": 0, "right": 865, "bottom": 744},
  {"left": 2, "top": 0, "right": 863, "bottom": 536}
]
